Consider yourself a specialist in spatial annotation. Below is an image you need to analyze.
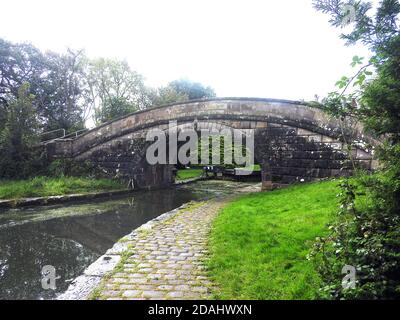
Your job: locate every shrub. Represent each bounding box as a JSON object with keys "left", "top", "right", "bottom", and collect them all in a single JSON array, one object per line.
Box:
[
  {"left": 310, "top": 145, "right": 400, "bottom": 299},
  {"left": 47, "top": 159, "right": 101, "bottom": 178}
]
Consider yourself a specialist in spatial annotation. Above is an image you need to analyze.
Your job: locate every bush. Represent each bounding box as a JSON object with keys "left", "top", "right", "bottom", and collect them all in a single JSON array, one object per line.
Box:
[
  {"left": 47, "top": 159, "right": 101, "bottom": 178},
  {"left": 310, "top": 145, "right": 400, "bottom": 299}
]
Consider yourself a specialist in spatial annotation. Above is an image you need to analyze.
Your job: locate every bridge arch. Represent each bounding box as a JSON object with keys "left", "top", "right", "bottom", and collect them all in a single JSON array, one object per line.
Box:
[{"left": 46, "top": 98, "right": 378, "bottom": 190}]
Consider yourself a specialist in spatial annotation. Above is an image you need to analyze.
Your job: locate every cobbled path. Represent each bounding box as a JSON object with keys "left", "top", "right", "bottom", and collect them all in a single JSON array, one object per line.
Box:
[{"left": 94, "top": 200, "right": 228, "bottom": 300}]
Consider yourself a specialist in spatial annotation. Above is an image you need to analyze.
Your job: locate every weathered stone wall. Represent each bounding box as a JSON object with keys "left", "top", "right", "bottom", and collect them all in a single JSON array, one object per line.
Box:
[
  {"left": 254, "top": 124, "right": 375, "bottom": 189},
  {"left": 83, "top": 137, "right": 174, "bottom": 190}
]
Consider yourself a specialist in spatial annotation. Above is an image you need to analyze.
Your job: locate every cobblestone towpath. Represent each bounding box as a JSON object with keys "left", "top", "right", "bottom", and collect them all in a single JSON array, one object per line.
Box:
[
  {"left": 91, "top": 199, "right": 229, "bottom": 300},
  {"left": 57, "top": 183, "right": 260, "bottom": 300}
]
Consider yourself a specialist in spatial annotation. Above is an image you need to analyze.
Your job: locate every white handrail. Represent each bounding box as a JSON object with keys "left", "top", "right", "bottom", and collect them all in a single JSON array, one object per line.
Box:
[
  {"left": 40, "top": 128, "right": 89, "bottom": 144},
  {"left": 40, "top": 128, "right": 66, "bottom": 139},
  {"left": 63, "top": 128, "right": 88, "bottom": 139}
]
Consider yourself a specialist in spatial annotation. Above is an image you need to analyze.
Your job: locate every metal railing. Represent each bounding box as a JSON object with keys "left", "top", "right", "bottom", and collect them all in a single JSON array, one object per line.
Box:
[
  {"left": 40, "top": 128, "right": 88, "bottom": 144},
  {"left": 63, "top": 128, "right": 88, "bottom": 139},
  {"left": 40, "top": 128, "right": 66, "bottom": 142}
]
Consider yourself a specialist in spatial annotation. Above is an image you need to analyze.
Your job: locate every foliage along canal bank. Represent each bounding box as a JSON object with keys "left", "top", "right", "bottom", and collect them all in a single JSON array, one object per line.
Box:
[
  {"left": 0, "top": 176, "right": 124, "bottom": 200},
  {"left": 0, "top": 173, "right": 207, "bottom": 209},
  {"left": 0, "top": 176, "right": 126, "bottom": 209}
]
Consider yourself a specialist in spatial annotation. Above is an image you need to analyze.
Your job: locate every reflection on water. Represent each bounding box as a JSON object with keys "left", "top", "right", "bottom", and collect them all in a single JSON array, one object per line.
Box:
[{"left": 0, "top": 180, "right": 256, "bottom": 300}]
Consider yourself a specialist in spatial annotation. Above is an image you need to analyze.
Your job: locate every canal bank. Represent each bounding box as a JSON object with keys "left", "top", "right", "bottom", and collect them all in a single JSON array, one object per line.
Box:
[
  {"left": 0, "top": 177, "right": 208, "bottom": 210},
  {"left": 58, "top": 182, "right": 260, "bottom": 300}
]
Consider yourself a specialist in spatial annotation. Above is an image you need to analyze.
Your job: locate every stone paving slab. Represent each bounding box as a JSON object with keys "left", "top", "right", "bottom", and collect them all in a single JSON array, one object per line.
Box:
[{"left": 90, "top": 200, "right": 228, "bottom": 300}]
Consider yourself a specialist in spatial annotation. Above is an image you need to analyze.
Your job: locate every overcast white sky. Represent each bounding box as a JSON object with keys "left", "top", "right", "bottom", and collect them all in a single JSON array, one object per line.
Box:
[{"left": 0, "top": 0, "right": 375, "bottom": 101}]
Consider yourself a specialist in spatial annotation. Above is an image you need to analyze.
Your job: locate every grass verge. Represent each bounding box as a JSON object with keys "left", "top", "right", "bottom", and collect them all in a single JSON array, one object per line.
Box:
[
  {"left": 176, "top": 168, "right": 203, "bottom": 181},
  {"left": 207, "top": 179, "right": 340, "bottom": 299},
  {"left": 0, "top": 176, "right": 125, "bottom": 200}
]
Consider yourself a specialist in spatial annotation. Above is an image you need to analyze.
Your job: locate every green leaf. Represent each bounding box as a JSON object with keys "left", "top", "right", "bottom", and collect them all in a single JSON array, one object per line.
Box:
[{"left": 351, "top": 56, "right": 364, "bottom": 67}]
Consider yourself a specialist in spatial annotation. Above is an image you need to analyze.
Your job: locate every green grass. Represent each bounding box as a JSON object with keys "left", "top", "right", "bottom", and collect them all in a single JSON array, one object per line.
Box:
[
  {"left": 0, "top": 176, "right": 125, "bottom": 200},
  {"left": 207, "top": 179, "right": 340, "bottom": 300},
  {"left": 176, "top": 168, "right": 203, "bottom": 181},
  {"left": 240, "top": 164, "right": 261, "bottom": 171}
]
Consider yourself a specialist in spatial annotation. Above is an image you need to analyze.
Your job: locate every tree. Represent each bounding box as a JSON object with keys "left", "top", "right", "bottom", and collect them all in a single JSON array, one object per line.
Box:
[
  {"left": 147, "top": 79, "right": 216, "bottom": 107},
  {"left": 94, "top": 96, "right": 137, "bottom": 124},
  {"left": 169, "top": 79, "right": 216, "bottom": 100},
  {"left": 40, "top": 49, "right": 89, "bottom": 132},
  {"left": 311, "top": 0, "right": 400, "bottom": 139},
  {"left": 0, "top": 83, "right": 43, "bottom": 178},
  {"left": 360, "top": 36, "right": 400, "bottom": 141},
  {"left": 146, "top": 85, "right": 188, "bottom": 107},
  {"left": 310, "top": 0, "right": 400, "bottom": 299},
  {"left": 87, "top": 58, "right": 149, "bottom": 124},
  {"left": 0, "top": 100, "right": 6, "bottom": 133},
  {"left": 313, "top": 0, "right": 400, "bottom": 51},
  {"left": 0, "top": 38, "right": 46, "bottom": 103},
  {"left": 0, "top": 39, "right": 90, "bottom": 133},
  {"left": 0, "top": 38, "right": 46, "bottom": 130}
]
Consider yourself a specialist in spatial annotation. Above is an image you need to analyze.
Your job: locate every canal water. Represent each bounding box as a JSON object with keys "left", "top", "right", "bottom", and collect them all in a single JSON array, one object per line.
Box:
[{"left": 0, "top": 180, "right": 257, "bottom": 300}]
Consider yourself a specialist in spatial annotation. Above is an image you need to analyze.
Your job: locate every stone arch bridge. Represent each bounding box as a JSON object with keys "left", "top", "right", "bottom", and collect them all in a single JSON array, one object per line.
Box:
[{"left": 46, "top": 98, "right": 378, "bottom": 190}]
